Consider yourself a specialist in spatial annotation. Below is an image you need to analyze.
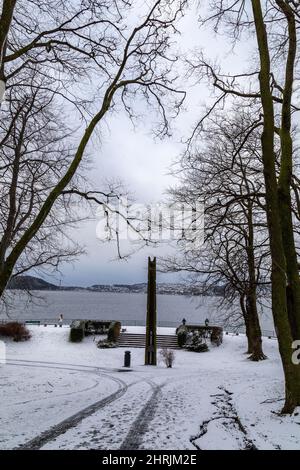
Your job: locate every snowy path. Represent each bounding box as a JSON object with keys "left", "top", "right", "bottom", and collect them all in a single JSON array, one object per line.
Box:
[
  {"left": 4, "top": 358, "right": 167, "bottom": 450},
  {"left": 1, "top": 326, "right": 300, "bottom": 450},
  {"left": 1, "top": 361, "right": 125, "bottom": 449},
  {"left": 119, "top": 380, "right": 164, "bottom": 450},
  {"left": 12, "top": 362, "right": 128, "bottom": 450},
  {"left": 190, "top": 387, "right": 257, "bottom": 450}
]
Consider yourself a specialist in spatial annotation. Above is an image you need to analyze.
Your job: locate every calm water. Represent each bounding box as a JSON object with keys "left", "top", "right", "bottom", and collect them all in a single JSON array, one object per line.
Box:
[{"left": 0, "top": 290, "right": 274, "bottom": 332}]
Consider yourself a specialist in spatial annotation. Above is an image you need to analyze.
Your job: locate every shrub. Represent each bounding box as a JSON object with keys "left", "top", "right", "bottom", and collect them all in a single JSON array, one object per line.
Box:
[
  {"left": 0, "top": 322, "right": 31, "bottom": 342},
  {"left": 177, "top": 325, "right": 187, "bottom": 347},
  {"left": 69, "top": 320, "right": 85, "bottom": 342},
  {"left": 185, "top": 333, "right": 209, "bottom": 352},
  {"left": 179, "top": 324, "right": 223, "bottom": 348},
  {"left": 85, "top": 320, "right": 111, "bottom": 335},
  {"left": 186, "top": 342, "right": 209, "bottom": 353},
  {"left": 160, "top": 348, "right": 175, "bottom": 368},
  {"left": 210, "top": 327, "right": 223, "bottom": 346},
  {"left": 97, "top": 339, "right": 117, "bottom": 349},
  {"left": 184, "top": 331, "right": 209, "bottom": 353},
  {"left": 107, "top": 321, "right": 121, "bottom": 343}
]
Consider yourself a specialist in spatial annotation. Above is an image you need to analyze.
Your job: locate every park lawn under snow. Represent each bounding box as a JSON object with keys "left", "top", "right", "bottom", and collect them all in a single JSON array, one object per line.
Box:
[{"left": 0, "top": 326, "right": 299, "bottom": 450}]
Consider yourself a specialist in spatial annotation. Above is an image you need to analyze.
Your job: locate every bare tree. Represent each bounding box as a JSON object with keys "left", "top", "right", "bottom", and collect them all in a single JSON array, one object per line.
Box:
[
  {"left": 0, "top": 76, "right": 84, "bottom": 284},
  {"left": 1, "top": 1, "right": 130, "bottom": 104},
  {"left": 163, "top": 107, "right": 269, "bottom": 361},
  {"left": 186, "top": 0, "right": 300, "bottom": 413},
  {"left": 0, "top": 1, "right": 187, "bottom": 298}
]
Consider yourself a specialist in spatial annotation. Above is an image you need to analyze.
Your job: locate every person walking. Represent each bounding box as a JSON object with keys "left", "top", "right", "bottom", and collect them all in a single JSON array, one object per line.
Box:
[{"left": 58, "top": 313, "right": 63, "bottom": 327}]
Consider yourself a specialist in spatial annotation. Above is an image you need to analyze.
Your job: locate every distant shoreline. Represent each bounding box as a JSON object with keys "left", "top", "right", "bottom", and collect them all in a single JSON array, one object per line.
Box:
[{"left": 7, "top": 275, "right": 225, "bottom": 297}]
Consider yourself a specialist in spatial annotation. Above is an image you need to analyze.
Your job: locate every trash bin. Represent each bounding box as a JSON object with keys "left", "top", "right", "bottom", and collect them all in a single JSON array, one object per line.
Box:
[{"left": 124, "top": 350, "right": 131, "bottom": 368}]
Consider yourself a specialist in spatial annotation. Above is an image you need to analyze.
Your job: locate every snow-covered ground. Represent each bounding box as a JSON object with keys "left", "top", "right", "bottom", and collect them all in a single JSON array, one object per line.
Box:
[{"left": 0, "top": 326, "right": 299, "bottom": 450}]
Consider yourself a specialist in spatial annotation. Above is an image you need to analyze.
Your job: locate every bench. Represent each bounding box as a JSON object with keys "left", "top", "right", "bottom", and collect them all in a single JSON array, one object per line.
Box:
[{"left": 25, "top": 320, "right": 40, "bottom": 326}]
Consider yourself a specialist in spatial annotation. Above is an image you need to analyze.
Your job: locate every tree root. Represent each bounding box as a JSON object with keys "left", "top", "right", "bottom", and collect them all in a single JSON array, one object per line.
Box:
[{"left": 248, "top": 351, "right": 267, "bottom": 361}]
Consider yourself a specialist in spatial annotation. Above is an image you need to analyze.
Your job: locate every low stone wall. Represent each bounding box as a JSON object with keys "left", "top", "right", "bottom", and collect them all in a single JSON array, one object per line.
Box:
[
  {"left": 176, "top": 324, "right": 223, "bottom": 348},
  {"left": 85, "top": 320, "right": 112, "bottom": 335},
  {"left": 69, "top": 319, "right": 121, "bottom": 343}
]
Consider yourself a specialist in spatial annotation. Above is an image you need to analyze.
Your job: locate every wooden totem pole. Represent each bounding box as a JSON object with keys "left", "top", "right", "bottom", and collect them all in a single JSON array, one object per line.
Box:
[{"left": 145, "top": 257, "right": 157, "bottom": 365}]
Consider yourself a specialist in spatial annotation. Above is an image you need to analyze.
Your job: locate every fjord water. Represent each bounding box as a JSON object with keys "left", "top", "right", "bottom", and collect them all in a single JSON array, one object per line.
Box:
[{"left": 1, "top": 290, "right": 274, "bottom": 332}]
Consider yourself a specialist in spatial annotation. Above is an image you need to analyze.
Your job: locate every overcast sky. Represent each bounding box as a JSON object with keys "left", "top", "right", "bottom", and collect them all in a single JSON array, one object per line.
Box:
[{"left": 48, "top": 2, "right": 253, "bottom": 287}]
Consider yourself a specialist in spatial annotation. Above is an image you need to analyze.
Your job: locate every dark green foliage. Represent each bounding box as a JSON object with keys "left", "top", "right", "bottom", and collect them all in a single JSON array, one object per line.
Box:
[
  {"left": 69, "top": 327, "right": 84, "bottom": 342},
  {"left": 97, "top": 340, "right": 117, "bottom": 349},
  {"left": 0, "top": 322, "right": 31, "bottom": 342},
  {"left": 176, "top": 323, "right": 215, "bottom": 353},
  {"left": 186, "top": 342, "right": 209, "bottom": 353},
  {"left": 176, "top": 322, "right": 223, "bottom": 351},
  {"left": 107, "top": 321, "right": 121, "bottom": 342},
  {"left": 68, "top": 319, "right": 121, "bottom": 344},
  {"left": 179, "top": 324, "right": 223, "bottom": 347},
  {"left": 177, "top": 325, "right": 187, "bottom": 347},
  {"left": 69, "top": 320, "right": 85, "bottom": 342}
]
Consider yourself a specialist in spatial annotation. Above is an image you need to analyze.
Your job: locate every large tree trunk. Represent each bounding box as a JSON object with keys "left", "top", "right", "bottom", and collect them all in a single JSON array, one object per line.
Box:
[
  {"left": 245, "top": 199, "right": 266, "bottom": 361},
  {"left": 286, "top": 285, "right": 299, "bottom": 341},
  {"left": 240, "top": 294, "right": 253, "bottom": 354},
  {"left": 252, "top": 0, "right": 300, "bottom": 414},
  {"left": 240, "top": 288, "right": 265, "bottom": 360},
  {"left": 0, "top": 260, "right": 11, "bottom": 297},
  {"left": 276, "top": 0, "right": 300, "bottom": 340},
  {"left": 246, "top": 293, "right": 266, "bottom": 361},
  {"left": 0, "top": 264, "right": 13, "bottom": 297},
  {"left": 0, "top": 0, "right": 17, "bottom": 87}
]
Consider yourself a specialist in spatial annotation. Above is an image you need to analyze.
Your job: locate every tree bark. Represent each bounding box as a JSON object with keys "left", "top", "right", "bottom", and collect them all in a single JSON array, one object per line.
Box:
[
  {"left": 252, "top": 0, "right": 300, "bottom": 413},
  {"left": 0, "top": 0, "right": 17, "bottom": 84},
  {"left": 276, "top": 0, "right": 300, "bottom": 340},
  {"left": 246, "top": 293, "right": 266, "bottom": 361},
  {"left": 240, "top": 294, "right": 253, "bottom": 354},
  {"left": 245, "top": 200, "right": 266, "bottom": 361}
]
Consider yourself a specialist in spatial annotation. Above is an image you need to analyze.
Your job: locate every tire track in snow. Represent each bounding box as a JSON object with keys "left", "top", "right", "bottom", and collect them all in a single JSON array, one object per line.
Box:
[
  {"left": 12, "top": 362, "right": 128, "bottom": 450},
  {"left": 41, "top": 379, "right": 157, "bottom": 450},
  {"left": 119, "top": 380, "right": 164, "bottom": 450},
  {"left": 6, "top": 358, "right": 115, "bottom": 373},
  {"left": 11, "top": 375, "right": 102, "bottom": 406},
  {"left": 7, "top": 361, "right": 118, "bottom": 405}
]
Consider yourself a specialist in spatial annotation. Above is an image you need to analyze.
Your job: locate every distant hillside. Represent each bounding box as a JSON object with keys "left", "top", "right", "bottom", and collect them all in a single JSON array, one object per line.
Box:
[
  {"left": 87, "top": 283, "right": 224, "bottom": 296},
  {"left": 7, "top": 275, "right": 59, "bottom": 290},
  {"left": 7, "top": 275, "right": 225, "bottom": 296}
]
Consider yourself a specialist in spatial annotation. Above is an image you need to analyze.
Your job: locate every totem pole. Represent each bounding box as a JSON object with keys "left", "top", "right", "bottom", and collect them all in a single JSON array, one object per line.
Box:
[{"left": 145, "top": 257, "right": 157, "bottom": 365}]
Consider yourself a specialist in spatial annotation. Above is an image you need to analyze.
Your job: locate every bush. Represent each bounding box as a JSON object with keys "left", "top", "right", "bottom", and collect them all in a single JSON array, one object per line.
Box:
[
  {"left": 184, "top": 330, "right": 209, "bottom": 353},
  {"left": 107, "top": 321, "right": 121, "bottom": 343},
  {"left": 69, "top": 320, "right": 85, "bottom": 342},
  {"left": 0, "top": 322, "right": 31, "bottom": 342},
  {"left": 185, "top": 333, "right": 209, "bottom": 352},
  {"left": 186, "top": 342, "right": 209, "bottom": 353},
  {"left": 97, "top": 339, "right": 117, "bottom": 349},
  {"left": 210, "top": 327, "right": 223, "bottom": 346},
  {"left": 177, "top": 325, "right": 187, "bottom": 347},
  {"left": 85, "top": 320, "right": 111, "bottom": 335},
  {"left": 160, "top": 348, "right": 175, "bottom": 368},
  {"left": 178, "top": 324, "right": 223, "bottom": 348}
]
